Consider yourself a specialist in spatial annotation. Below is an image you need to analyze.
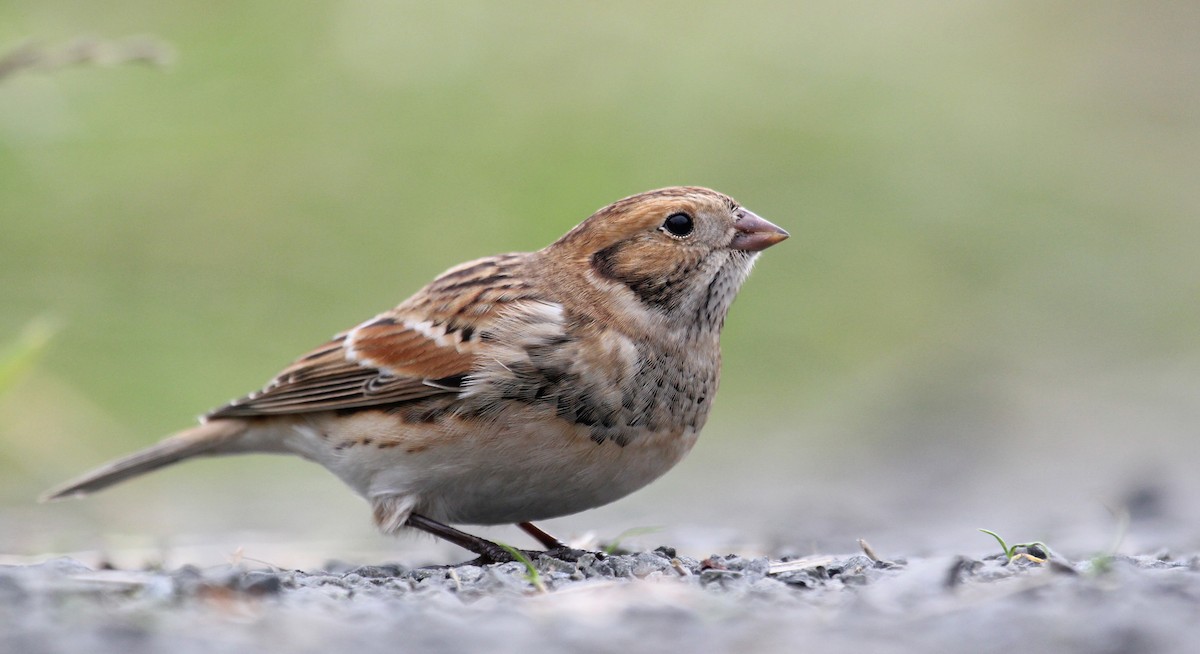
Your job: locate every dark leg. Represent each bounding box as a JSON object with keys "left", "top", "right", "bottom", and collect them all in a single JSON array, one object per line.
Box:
[
  {"left": 405, "top": 513, "right": 516, "bottom": 564},
  {"left": 518, "top": 522, "right": 568, "bottom": 549},
  {"left": 519, "top": 521, "right": 605, "bottom": 562},
  {"left": 404, "top": 514, "right": 603, "bottom": 565}
]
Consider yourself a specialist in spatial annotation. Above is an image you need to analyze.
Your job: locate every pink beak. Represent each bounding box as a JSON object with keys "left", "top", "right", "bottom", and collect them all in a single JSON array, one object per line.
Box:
[{"left": 730, "top": 209, "right": 789, "bottom": 252}]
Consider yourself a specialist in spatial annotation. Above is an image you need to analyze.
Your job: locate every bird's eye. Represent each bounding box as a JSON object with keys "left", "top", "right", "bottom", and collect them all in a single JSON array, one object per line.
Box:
[{"left": 662, "top": 212, "right": 694, "bottom": 238}]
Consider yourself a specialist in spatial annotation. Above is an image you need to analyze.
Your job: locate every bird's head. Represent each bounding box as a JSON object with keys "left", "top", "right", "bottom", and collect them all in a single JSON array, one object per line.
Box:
[{"left": 546, "top": 186, "right": 788, "bottom": 334}]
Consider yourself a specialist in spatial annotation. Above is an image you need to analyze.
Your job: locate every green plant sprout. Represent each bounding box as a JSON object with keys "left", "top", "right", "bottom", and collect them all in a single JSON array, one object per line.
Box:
[
  {"left": 602, "top": 526, "right": 663, "bottom": 555},
  {"left": 0, "top": 318, "right": 58, "bottom": 396},
  {"left": 496, "top": 543, "right": 546, "bottom": 593},
  {"left": 978, "top": 529, "right": 1049, "bottom": 563},
  {"left": 1089, "top": 505, "right": 1131, "bottom": 575}
]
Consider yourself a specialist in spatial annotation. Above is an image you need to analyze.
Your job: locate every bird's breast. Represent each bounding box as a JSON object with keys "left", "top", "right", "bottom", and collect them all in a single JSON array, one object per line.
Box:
[{"left": 464, "top": 325, "right": 721, "bottom": 448}]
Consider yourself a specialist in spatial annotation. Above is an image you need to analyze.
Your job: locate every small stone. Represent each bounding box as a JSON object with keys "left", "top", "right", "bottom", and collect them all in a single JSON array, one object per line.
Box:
[
  {"left": 840, "top": 573, "right": 868, "bottom": 586},
  {"left": 1021, "top": 544, "right": 1048, "bottom": 560},
  {"left": 720, "top": 555, "right": 769, "bottom": 576},
  {"left": 535, "top": 557, "right": 576, "bottom": 575},
  {"left": 828, "top": 555, "right": 875, "bottom": 577},
  {"left": 409, "top": 567, "right": 445, "bottom": 582},
  {"left": 239, "top": 571, "right": 282, "bottom": 595},
  {"left": 21, "top": 557, "right": 93, "bottom": 576},
  {"left": 699, "top": 569, "right": 742, "bottom": 588},
  {"left": 348, "top": 565, "right": 405, "bottom": 579},
  {"left": 653, "top": 546, "right": 677, "bottom": 559},
  {"left": 454, "top": 566, "right": 484, "bottom": 584},
  {"left": 774, "top": 571, "right": 817, "bottom": 589},
  {"left": 598, "top": 557, "right": 635, "bottom": 578},
  {"left": 945, "top": 556, "right": 982, "bottom": 588},
  {"left": 631, "top": 552, "right": 671, "bottom": 578}
]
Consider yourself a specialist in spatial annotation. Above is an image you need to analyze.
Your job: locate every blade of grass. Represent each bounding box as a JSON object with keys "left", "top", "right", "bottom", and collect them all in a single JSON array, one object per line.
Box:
[
  {"left": 978, "top": 528, "right": 1012, "bottom": 559},
  {"left": 496, "top": 543, "right": 546, "bottom": 593},
  {"left": 603, "top": 526, "right": 662, "bottom": 555},
  {"left": 1091, "top": 504, "right": 1132, "bottom": 574},
  {"left": 0, "top": 318, "right": 58, "bottom": 396}
]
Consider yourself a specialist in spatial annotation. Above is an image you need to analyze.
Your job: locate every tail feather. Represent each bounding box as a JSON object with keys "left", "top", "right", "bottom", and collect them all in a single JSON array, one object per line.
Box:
[{"left": 40, "top": 419, "right": 248, "bottom": 502}]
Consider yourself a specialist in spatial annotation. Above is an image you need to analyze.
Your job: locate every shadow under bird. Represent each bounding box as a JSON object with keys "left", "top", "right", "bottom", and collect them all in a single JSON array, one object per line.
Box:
[{"left": 43, "top": 186, "right": 788, "bottom": 562}]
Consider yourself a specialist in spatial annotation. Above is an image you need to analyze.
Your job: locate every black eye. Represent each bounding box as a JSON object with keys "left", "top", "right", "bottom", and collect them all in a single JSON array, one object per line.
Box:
[{"left": 662, "top": 212, "right": 694, "bottom": 238}]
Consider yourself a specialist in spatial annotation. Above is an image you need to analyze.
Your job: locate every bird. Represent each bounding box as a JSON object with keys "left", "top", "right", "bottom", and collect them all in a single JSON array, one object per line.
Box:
[{"left": 42, "top": 186, "right": 788, "bottom": 563}]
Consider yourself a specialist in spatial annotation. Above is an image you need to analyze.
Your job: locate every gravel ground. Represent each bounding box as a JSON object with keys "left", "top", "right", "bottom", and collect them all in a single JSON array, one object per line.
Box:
[{"left": 3, "top": 545, "right": 1199, "bottom": 654}]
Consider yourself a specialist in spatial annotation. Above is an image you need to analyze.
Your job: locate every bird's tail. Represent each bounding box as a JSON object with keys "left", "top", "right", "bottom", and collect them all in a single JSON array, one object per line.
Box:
[{"left": 39, "top": 419, "right": 250, "bottom": 502}]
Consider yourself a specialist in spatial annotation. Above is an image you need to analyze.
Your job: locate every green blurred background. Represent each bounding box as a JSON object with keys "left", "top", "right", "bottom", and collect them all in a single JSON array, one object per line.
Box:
[{"left": 2, "top": 1, "right": 1197, "bottom": 565}]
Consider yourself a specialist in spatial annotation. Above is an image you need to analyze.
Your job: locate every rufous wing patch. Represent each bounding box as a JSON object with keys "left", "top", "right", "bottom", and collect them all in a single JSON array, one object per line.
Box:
[{"left": 348, "top": 317, "right": 476, "bottom": 380}]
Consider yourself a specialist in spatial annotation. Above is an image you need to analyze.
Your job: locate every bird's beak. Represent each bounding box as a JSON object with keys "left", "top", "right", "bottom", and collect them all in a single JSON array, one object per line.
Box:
[{"left": 730, "top": 209, "right": 789, "bottom": 252}]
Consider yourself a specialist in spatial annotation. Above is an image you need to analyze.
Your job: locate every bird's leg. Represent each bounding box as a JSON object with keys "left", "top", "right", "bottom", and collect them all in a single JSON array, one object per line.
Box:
[
  {"left": 518, "top": 521, "right": 568, "bottom": 549},
  {"left": 404, "top": 515, "right": 603, "bottom": 565},
  {"left": 404, "top": 513, "right": 517, "bottom": 564},
  {"left": 518, "top": 521, "right": 605, "bottom": 562}
]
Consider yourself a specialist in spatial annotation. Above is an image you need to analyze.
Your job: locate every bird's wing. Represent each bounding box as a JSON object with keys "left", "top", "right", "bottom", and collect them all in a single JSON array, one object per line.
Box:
[{"left": 206, "top": 253, "right": 542, "bottom": 418}]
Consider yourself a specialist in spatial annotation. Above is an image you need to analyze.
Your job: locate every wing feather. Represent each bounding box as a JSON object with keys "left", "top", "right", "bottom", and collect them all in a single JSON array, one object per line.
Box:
[{"left": 205, "top": 253, "right": 541, "bottom": 419}]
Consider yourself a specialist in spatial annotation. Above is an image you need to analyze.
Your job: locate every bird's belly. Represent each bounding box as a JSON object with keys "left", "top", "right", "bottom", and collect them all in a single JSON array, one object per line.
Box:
[{"left": 296, "top": 409, "right": 700, "bottom": 526}]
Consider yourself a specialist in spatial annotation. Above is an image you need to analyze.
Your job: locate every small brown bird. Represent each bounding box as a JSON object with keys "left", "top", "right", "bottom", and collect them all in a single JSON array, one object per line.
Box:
[{"left": 43, "top": 186, "right": 788, "bottom": 562}]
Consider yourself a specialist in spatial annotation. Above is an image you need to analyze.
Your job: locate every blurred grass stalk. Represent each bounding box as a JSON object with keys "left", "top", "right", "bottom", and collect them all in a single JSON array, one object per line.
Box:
[{"left": 0, "top": 318, "right": 57, "bottom": 396}]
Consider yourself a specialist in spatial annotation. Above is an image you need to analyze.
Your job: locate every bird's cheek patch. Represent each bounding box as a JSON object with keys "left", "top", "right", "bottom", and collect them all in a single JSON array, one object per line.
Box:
[{"left": 590, "top": 241, "right": 695, "bottom": 313}]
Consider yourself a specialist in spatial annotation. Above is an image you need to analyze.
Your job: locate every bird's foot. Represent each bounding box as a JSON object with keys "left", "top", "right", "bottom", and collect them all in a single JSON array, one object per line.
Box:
[
  {"left": 540, "top": 546, "right": 605, "bottom": 563},
  {"left": 463, "top": 545, "right": 604, "bottom": 566}
]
